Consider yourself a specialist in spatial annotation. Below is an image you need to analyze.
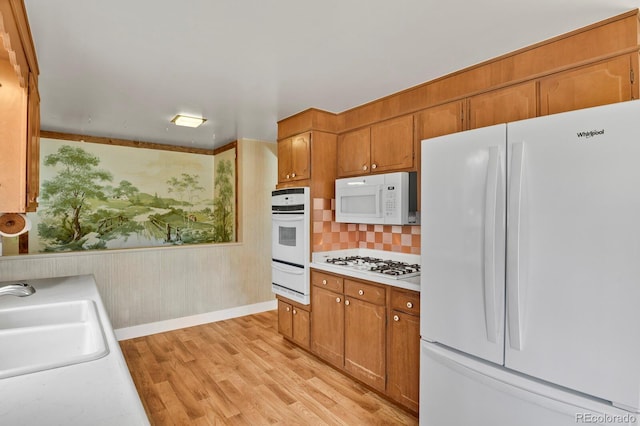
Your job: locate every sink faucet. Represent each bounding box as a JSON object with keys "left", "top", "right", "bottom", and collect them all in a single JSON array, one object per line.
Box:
[{"left": 0, "top": 282, "right": 36, "bottom": 297}]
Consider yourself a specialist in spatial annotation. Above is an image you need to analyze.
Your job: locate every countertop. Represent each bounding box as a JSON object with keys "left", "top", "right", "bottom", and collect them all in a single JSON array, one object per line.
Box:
[
  {"left": 0, "top": 275, "right": 149, "bottom": 426},
  {"left": 310, "top": 249, "right": 421, "bottom": 292}
]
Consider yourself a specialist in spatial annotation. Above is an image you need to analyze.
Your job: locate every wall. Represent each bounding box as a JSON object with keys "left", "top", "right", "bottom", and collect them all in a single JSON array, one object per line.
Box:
[
  {"left": 312, "top": 197, "right": 420, "bottom": 254},
  {"left": 0, "top": 139, "right": 277, "bottom": 329}
]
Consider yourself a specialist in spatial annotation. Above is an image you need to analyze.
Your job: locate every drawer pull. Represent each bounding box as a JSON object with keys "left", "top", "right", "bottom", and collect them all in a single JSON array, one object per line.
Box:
[
  {"left": 371, "top": 163, "right": 377, "bottom": 170},
  {"left": 358, "top": 289, "right": 364, "bottom": 296},
  {"left": 406, "top": 301, "right": 413, "bottom": 309},
  {"left": 322, "top": 279, "right": 327, "bottom": 285},
  {"left": 362, "top": 165, "right": 368, "bottom": 171},
  {"left": 336, "top": 297, "right": 341, "bottom": 303},
  {"left": 345, "top": 300, "right": 350, "bottom": 306},
  {"left": 393, "top": 315, "right": 400, "bottom": 322},
  {"left": 286, "top": 307, "right": 290, "bottom": 312},
  {"left": 292, "top": 173, "right": 296, "bottom": 178},
  {"left": 286, "top": 174, "right": 290, "bottom": 179},
  {"left": 292, "top": 309, "right": 297, "bottom": 315}
]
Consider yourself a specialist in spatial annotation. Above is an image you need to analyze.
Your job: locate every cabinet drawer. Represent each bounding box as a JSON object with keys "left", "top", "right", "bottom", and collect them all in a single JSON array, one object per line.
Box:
[
  {"left": 311, "top": 270, "right": 344, "bottom": 293},
  {"left": 390, "top": 288, "right": 420, "bottom": 315},
  {"left": 344, "top": 279, "right": 385, "bottom": 305}
]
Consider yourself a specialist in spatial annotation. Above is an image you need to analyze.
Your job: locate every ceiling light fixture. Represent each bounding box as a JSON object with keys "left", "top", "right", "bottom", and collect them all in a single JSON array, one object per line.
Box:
[{"left": 171, "top": 114, "right": 207, "bottom": 128}]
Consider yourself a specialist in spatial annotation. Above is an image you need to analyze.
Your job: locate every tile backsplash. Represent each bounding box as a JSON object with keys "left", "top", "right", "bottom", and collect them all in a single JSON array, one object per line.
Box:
[{"left": 312, "top": 198, "right": 420, "bottom": 254}]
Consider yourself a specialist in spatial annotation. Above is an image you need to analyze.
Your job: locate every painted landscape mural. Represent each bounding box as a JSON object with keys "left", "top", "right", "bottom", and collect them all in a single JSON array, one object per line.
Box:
[{"left": 28, "top": 138, "right": 235, "bottom": 253}]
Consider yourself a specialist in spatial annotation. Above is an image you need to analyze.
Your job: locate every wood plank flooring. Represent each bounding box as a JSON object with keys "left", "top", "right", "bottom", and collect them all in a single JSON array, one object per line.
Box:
[{"left": 120, "top": 310, "right": 418, "bottom": 425}]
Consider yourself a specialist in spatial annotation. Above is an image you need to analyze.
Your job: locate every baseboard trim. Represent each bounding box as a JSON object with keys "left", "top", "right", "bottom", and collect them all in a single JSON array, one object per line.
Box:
[{"left": 114, "top": 299, "right": 278, "bottom": 341}]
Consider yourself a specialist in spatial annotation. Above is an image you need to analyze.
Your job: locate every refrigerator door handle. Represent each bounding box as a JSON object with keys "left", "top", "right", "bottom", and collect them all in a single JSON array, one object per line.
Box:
[
  {"left": 483, "top": 146, "right": 500, "bottom": 343},
  {"left": 508, "top": 141, "right": 525, "bottom": 350}
]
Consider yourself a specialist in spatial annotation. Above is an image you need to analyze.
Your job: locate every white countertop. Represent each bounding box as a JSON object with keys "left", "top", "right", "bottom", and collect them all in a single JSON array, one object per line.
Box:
[
  {"left": 311, "top": 249, "right": 421, "bottom": 292},
  {"left": 0, "top": 275, "right": 149, "bottom": 426}
]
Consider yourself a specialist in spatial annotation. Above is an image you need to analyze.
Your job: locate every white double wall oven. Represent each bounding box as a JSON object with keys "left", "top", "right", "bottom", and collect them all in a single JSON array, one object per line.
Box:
[{"left": 271, "top": 187, "right": 310, "bottom": 304}]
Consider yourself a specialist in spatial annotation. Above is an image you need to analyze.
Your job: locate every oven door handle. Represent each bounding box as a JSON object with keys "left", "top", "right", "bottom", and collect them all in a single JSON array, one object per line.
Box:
[
  {"left": 272, "top": 261, "right": 305, "bottom": 274},
  {"left": 271, "top": 214, "right": 305, "bottom": 222}
]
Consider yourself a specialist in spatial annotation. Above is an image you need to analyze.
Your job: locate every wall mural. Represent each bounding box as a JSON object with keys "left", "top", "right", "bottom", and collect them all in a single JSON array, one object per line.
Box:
[{"left": 27, "top": 138, "right": 236, "bottom": 253}]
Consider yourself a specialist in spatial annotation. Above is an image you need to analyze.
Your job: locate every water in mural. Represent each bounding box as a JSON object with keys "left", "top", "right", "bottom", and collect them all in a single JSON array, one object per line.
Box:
[{"left": 29, "top": 139, "right": 235, "bottom": 253}]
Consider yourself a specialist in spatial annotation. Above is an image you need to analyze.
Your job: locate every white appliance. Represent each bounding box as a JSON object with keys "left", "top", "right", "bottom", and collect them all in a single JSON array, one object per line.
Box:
[
  {"left": 420, "top": 100, "right": 640, "bottom": 425},
  {"left": 271, "top": 187, "right": 310, "bottom": 304},
  {"left": 335, "top": 171, "right": 419, "bottom": 225}
]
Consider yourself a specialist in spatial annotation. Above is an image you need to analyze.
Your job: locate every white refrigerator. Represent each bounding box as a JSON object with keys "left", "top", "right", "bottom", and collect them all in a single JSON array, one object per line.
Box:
[{"left": 420, "top": 100, "right": 640, "bottom": 425}]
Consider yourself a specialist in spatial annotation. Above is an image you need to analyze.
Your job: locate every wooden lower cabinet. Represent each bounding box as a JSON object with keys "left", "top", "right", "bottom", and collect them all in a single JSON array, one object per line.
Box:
[
  {"left": 306, "top": 269, "right": 419, "bottom": 413},
  {"left": 310, "top": 285, "right": 344, "bottom": 367},
  {"left": 388, "top": 309, "right": 420, "bottom": 412},
  {"left": 277, "top": 296, "right": 311, "bottom": 350},
  {"left": 344, "top": 291, "right": 386, "bottom": 391}
]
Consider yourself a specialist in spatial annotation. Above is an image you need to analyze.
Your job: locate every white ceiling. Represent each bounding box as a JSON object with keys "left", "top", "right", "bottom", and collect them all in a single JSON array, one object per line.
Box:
[{"left": 24, "top": 0, "right": 639, "bottom": 150}]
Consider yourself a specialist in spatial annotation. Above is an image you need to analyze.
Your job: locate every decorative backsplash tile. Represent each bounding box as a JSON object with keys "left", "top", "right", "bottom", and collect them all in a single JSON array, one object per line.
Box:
[{"left": 312, "top": 198, "right": 420, "bottom": 254}]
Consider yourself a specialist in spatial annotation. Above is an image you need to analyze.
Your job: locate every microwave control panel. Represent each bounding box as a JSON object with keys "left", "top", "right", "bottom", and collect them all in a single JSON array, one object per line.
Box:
[{"left": 384, "top": 185, "right": 398, "bottom": 217}]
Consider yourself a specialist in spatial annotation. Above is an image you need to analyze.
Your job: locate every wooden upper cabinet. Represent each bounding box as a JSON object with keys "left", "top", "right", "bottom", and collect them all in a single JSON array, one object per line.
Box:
[
  {"left": 26, "top": 72, "right": 40, "bottom": 211},
  {"left": 468, "top": 82, "right": 537, "bottom": 129},
  {"left": 336, "top": 127, "right": 371, "bottom": 177},
  {"left": 337, "top": 115, "right": 414, "bottom": 178},
  {"left": 277, "top": 132, "right": 311, "bottom": 183},
  {"left": 370, "top": 115, "right": 414, "bottom": 173},
  {"left": 415, "top": 100, "right": 464, "bottom": 142},
  {"left": 539, "top": 54, "right": 633, "bottom": 116},
  {"left": 0, "top": 0, "right": 39, "bottom": 213}
]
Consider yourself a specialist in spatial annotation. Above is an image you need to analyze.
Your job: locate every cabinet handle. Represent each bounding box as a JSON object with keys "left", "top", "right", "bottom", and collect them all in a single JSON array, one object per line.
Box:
[
  {"left": 286, "top": 307, "right": 290, "bottom": 312},
  {"left": 358, "top": 289, "right": 364, "bottom": 296},
  {"left": 371, "top": 163, "right": 377, "bottom": 170},
  {"left": 293, "top": 309, "right": 297, "bottom": 315},
  {"left": 322, "top": 279, "right": 327, "bottom": 285},
  {"left": 362, "top": 165, "right": 368, "bottom": 171},
  {"left": 345, "top": 300, "right": 350, "bottom": 306},
  {"left": 406, "top": 301, "right": 413, "bottom": 309},
  {"left": 393, "top": 315, "right": 400, "bottom": 322},
  {"left": 336, "top": 297, "right": 341, "bottom": 303},
  {"left": 291, "top": 172, "right": 296, "bottom": 178},
  {"left": 286, "top": 174, "right": 290, "bottom": 179}
]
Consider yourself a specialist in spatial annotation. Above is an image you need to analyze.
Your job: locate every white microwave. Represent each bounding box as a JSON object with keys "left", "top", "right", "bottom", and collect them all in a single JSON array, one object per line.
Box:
[{"left": 335, "top": 171, "right": 419, "bottom": 225}]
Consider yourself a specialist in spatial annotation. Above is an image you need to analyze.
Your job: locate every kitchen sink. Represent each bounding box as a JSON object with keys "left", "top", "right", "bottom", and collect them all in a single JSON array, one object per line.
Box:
[{"left": 0, "top": 300, "right": 109, "bottom": 379}]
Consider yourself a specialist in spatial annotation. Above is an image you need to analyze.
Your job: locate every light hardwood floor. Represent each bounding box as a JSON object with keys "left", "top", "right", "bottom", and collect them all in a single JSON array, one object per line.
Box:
[{"left": 120, "top": 310, "right": 419, "bottom": 425}]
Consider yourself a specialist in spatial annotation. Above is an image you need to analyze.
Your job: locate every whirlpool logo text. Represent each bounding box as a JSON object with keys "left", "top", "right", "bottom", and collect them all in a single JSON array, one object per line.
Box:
[{"left": 576, "top": 129, "right": 605, "bottom": 139}]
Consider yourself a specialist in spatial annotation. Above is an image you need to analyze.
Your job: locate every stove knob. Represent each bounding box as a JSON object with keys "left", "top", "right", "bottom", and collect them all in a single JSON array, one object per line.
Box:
[
  {"left": 358, "top": 289, "right": 364, "bottom": 296},
  {"left": 406, "top": 302, "right": 413, "bottom": 309}
]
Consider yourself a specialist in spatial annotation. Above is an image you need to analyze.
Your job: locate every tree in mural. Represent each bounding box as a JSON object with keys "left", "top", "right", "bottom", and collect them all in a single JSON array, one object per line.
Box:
[
  {"left": 213, "top": 159, "right": 234, "bottom": 242},
  {"left": 112, "top": 179, "right": 140, "bottom": 203},
  {"left": 167, "top": 173, "right": 205, "bottom": 223},
  {"left": 38, "top": 145, "right": 113, "bottom": 245}
]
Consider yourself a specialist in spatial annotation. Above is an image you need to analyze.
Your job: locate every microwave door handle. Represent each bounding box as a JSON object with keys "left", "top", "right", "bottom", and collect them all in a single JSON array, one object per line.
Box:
[{"left": 377, "top": 185, "right": 383, "bottom": 217}]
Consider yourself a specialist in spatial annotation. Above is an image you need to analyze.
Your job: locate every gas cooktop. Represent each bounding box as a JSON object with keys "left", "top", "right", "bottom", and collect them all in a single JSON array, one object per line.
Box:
[{"left": 324, "top": 255, "right": 420, "bottom": 279}]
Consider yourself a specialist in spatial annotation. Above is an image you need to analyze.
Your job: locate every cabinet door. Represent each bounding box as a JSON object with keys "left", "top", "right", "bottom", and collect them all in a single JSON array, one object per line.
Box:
[
  {"left": 277, "top": 299, "right": 293, "bottom": 339},
  {"left": 26, "top": 72, "right": 40, "bottom": 212},
  {"left": 539, "top": 54, "right": 632, "bottom": 116},
  {"left": 337, "top": 127, "right": 371, "bottom": 177},
  {"left": 311, "top": 286, "right": 344, "bottom": 368},
  {"left": 291, "top": 307, "right": 310, "bottom": 349},
  {"left": 415, "top": 101, "right": 464, "bottom": 141},
  {"left": 469, "top": 82, "right": 537, "bottom": 129},
  {"left": 388, "top": 310, "right": 420, "bottom": 412},
  {"left": 277, "top": 138, "right": 293, "bottom": 183},
  {"left": 344, "top": 297, "right": 386, "bottom": 391},
  {"left": 290, "top": 132, "right": 311, "bottom": 181},
  {"left": 370, "top": 115, "right": 414, "bottom": 172}
]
